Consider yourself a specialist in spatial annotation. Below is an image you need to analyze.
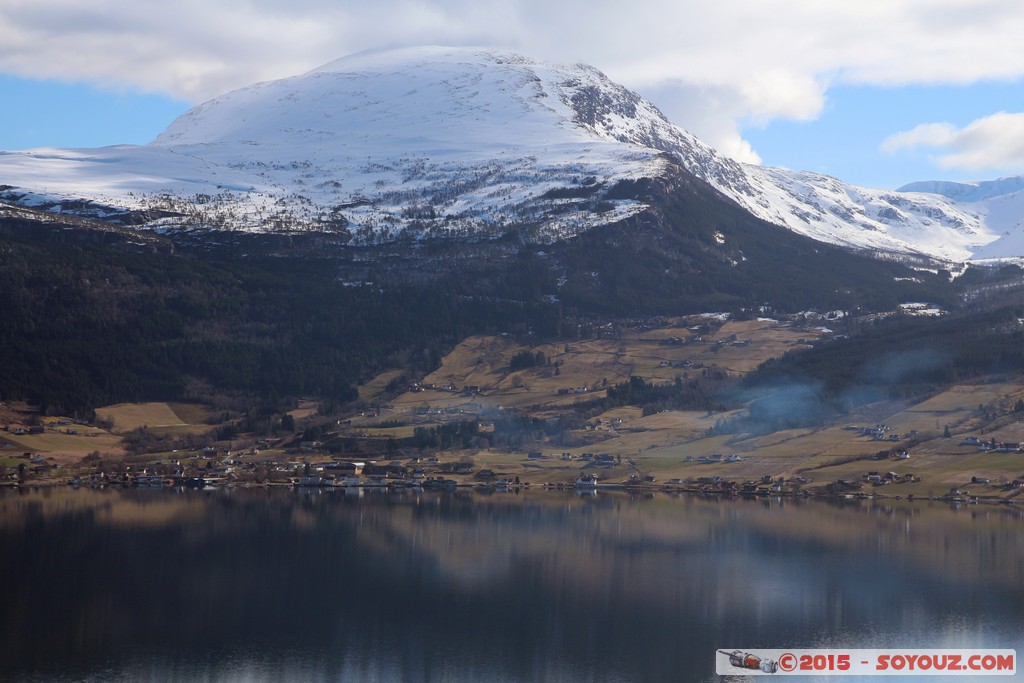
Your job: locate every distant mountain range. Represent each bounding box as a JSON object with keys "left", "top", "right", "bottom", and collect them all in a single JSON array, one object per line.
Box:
[{"left": 1, "top": 46, "right": 1022, "bottom": 266}]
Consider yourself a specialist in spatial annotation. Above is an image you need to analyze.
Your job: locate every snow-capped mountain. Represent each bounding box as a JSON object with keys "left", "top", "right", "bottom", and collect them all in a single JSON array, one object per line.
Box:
[
  {"left": 0, "top": 46, "right": 1020, "bottom": 263},
  {"left": 0, "top": 47, "right": 669, "bottom": 243}
]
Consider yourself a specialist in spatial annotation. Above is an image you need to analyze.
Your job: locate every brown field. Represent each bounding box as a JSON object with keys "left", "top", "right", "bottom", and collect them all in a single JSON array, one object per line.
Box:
[
  {"left": 287, "top": 400, "right": 321, "bottom": 420},
  {"left": 95, "top": 402, "right": 188, "bottom": 432},
  {"left": 3, "top": 429, "right": 125, "bottom": 464},
  {"left": 167, "top": 402, "right": 214, "bottom": 425},
  {"left": 360, "top": 425, "right": 419, "bottom": 439},
  {"left": 1, "top": 402, "right": 219, "bottom": 467},
  {"left": 358, "top": 369, "right": 405, "bottom": 403},
  {"left": 94, "top": 402, "right": 216, "bottom": 440}
]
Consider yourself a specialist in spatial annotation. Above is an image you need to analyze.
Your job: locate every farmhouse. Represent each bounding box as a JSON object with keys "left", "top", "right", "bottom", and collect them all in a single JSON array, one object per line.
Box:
[{"left": 324, "top": 461, "right": 365, "bottom": 474}]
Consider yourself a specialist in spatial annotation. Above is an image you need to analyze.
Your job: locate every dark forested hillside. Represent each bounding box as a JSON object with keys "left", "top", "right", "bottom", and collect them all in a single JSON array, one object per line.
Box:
[
  {"left": 0, "top": 167, "right": 966, "bottom": 417},
  {"left": 549, "top": 171, "right": 957, "bottom": 315},
  {"left": 0, "top": 220, "right": 559, "bottom": 416}
]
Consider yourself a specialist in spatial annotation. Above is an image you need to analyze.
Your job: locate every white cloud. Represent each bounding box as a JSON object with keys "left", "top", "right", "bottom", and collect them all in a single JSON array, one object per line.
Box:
[
  {"left": 882, "top": 112, "right": 1024, "bottom": 172},
  {"left": 881, "top": 123, "right": 957, "bottom": 153},
  {"left": 4, "top": 0, "right": 1024, "bottom": 161},
  {"left": 636, "top": 81, "right": 764, "bottom": 164}
]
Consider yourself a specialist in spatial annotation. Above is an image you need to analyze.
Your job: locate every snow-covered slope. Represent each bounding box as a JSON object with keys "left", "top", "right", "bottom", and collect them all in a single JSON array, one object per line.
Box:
[
  {"left": 723, "top": 166, "right": 996, "bottom": 264},
  {"left": 0, "top": 45, "right": 1021, "bottom": 262},
  {"left": 895, "top": 177, "right": 1024, "bottom": 262},
  {"left": 0, "top": 47, "right": 671, "bottom": 242}
]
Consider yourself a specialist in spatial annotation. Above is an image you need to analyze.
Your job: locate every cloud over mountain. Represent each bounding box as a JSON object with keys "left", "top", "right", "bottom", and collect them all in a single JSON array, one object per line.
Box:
[
  {"left": 5, "top": 0, "right": 1024, "bottom": 164},
  {"left": 884, "top": 112, "right": 1024, "bottom": 172}
]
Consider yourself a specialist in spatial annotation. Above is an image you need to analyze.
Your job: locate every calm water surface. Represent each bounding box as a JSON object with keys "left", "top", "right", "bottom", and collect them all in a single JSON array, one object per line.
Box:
[{"left": 0, "top": 487, "right": 1021, "bottom": 682}]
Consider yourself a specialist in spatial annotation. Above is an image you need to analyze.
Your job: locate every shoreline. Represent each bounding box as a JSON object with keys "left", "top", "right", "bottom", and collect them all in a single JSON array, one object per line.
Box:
[{"left": 4, "top": 476, "right": 1020, "bottom": 507}]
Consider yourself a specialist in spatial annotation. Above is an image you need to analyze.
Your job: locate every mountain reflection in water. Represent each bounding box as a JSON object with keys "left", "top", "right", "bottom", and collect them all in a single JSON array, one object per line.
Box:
[{"left": 0, "top": 488, "right": 1021, "bottom": 683}]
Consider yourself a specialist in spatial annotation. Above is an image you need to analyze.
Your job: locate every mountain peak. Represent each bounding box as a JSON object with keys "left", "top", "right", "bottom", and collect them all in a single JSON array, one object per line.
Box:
[
  {"left": 897, "top": 175, "right": 1024, "bottom": 203},
  {"left": 18, "top": 46, "right": 679, "bottom": 241},
  {"left": 151, "top": 45, "right": 669, "bottom": 152}
]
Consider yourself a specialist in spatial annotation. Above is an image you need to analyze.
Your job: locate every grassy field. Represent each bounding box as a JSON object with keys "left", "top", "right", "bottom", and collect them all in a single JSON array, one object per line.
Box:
[
  {"left": 95, "top": 403, "right": 188, "bottom": 432},
  {"left": 3, "top": 429, "right": 124, "bottom": 464},
  {"left": 0, "top": 456, "right": 26, "bottom": 470},
  {"left": 167, "top": 402, "right": 214, "bottom": 425},
  {"left": 287, "top": 400, "right": 321, "bottom": 420},
  {"left": 357, "top": 369, "right": 405, "bottom": 403},
  {"left": 95, "top": 401, "right": 217, "bottom": 437},
  {"left": 3, "top": 402, "right": 218, "bottom": 467}
]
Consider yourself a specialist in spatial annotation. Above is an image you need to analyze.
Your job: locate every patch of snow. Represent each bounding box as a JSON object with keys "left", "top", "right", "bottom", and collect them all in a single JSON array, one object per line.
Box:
[{"left": 898, "top": 302, "right": 946, "bottom": 316}]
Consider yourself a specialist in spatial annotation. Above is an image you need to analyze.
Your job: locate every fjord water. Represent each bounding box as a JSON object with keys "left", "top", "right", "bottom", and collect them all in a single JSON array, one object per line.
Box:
[{"left": 0, "top": 488, "right": 1020, "bottom": 683}]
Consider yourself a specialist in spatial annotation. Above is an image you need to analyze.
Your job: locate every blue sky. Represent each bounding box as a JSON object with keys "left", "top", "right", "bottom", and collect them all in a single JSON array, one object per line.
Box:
[
  {"left": 742, "top": 80, "right": 1024, "bottom": 189},
  {"left": 3, "top": 0, "right": 1024, "bottom": 191},
  {"left": 1, "top": 75, "right": 188, "bottom": 150}
]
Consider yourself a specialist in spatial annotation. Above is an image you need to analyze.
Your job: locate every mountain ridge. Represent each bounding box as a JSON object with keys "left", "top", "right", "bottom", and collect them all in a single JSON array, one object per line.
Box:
[{"left": 0, "top": 45, "right": 1021, "bottom": 263}]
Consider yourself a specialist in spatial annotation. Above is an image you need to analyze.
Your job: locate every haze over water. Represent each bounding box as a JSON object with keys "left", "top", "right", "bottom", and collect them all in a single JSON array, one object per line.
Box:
[{"left": 0, "top": 487, "right": 1020, "bottom": 682}]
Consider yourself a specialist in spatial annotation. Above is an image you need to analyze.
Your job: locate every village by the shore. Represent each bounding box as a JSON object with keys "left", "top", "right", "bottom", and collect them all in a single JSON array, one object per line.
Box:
[{"left": 5, "top": 316, "right": 1024, "bottom": 505}]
